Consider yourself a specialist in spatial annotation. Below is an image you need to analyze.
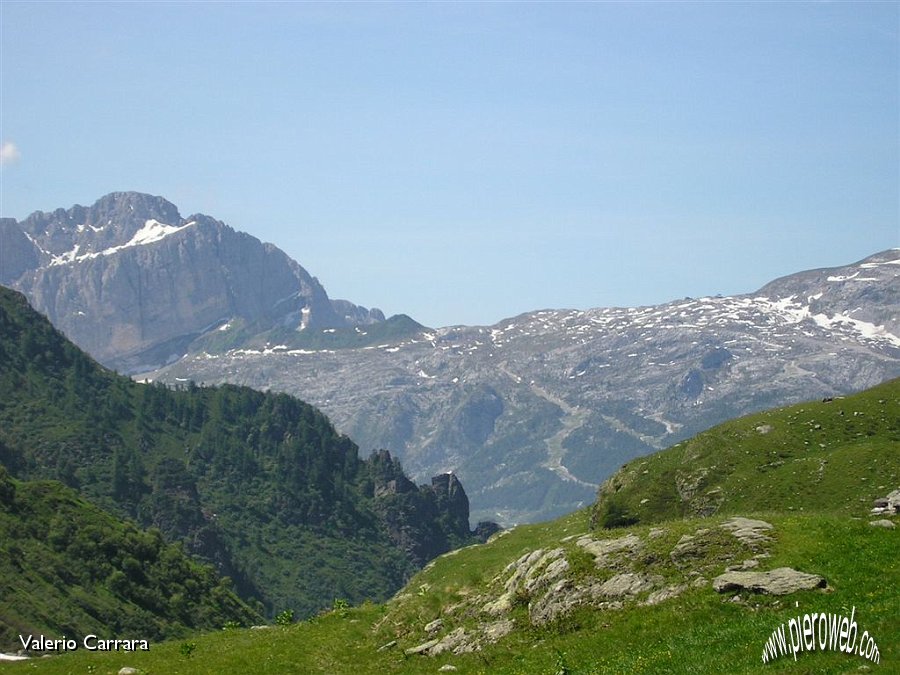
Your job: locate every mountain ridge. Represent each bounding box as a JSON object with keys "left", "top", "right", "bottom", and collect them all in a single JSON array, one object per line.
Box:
[{"left": 0, "top": 192, "right": 392, "bottom": 374}]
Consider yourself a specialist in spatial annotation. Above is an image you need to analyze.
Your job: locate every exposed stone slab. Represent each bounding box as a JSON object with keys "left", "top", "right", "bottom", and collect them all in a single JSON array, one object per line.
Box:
[
  {"left": 712, "top": 567, "right": 825, "bottom": 595},
  {"left": 719, "top": 517, "right": 774, "bottom": 546},
  {"left": 642, "top": 584, "right": 687, "bottom": 606},
  {"left": 576, "top": 533, "right": 642, "bottom": 568},
  {"left": 482, "top": 619, "right": 514, "bottom": 643},
  {"left": 428, "top": 628, "right": 468, "bottom": 656},
  {"left": 598, "top": 572, "right": 661, "bottom": 598},
  {"left": 404, "top": 639, "right": 439, "bottom": 656}
]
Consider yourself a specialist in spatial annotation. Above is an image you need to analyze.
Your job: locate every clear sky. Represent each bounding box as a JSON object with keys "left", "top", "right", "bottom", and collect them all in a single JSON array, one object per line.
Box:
[{"left": 1, "top": 1, "right": 897, "bottom": 328}]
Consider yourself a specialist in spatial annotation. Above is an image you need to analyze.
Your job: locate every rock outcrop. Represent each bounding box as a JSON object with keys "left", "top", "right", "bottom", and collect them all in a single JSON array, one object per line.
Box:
[
  {"left": 369, "top": 450, "right": 497, "bottom": 567},
  {"left": 870, "top": 487, "right": 900, "bottom": 516},
  {"left": 392, "top": 515, "right": 828, "bottom": 657}
]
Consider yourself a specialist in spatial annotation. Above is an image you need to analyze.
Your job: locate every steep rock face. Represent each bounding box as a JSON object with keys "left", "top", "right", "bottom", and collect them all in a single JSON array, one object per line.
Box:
[
  {"left": 4, "top": 192, "right": 386, "bottom": 373},
  {"left": 431, "top": 472, "right": 471, "bottom": 535},
  {"left": 0, "top": 219, "right": 39, "bottom": 284},
  {"left": 369, "top": 450, "right": 483, "bottom": 567},
  {"left": 332, "top": 298, "right": 386, "bottom": 325},
  {"left": 151, "top": 250, "right": 900, "bottom": 526}
]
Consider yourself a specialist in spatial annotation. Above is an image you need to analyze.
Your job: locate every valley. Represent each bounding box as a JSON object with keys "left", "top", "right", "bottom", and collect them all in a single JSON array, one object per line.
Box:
[{"left": 6, "top": 379, "right": 897, "bottom": 673}]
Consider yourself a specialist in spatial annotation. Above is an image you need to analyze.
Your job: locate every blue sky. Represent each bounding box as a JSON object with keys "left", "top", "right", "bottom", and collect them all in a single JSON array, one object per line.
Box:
[{"left": 1, "top": 1, "right": 897, "bottom": 328}]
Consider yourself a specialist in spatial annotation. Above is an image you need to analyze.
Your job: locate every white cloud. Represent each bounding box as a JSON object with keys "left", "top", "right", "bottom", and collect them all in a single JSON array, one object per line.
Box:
[{"left": 0, "top": 141, "right": 21, "bottom": 166}]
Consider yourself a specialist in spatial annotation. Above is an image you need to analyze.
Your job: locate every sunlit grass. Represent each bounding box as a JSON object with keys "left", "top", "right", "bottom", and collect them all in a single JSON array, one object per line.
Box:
[{"left": 8, "top": 512, "right": 895, "bottom": 675}]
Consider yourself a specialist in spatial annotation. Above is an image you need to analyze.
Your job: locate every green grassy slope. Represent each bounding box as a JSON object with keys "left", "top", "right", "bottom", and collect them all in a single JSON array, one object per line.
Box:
[
  {"left": 6, "top": 511, "right": 895, "bottom": 673},
  {"left": 0, "top": 466, "right": 258, "bottom": 651},
  {"left": 8, "top": 380, "right": 897, "bottom": 673},
  {"left": 592, "top": 377, "right": 899, "bottom": 528}
]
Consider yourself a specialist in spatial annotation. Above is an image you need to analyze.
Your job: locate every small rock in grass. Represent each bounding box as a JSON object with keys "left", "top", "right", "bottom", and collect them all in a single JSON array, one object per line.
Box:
[
  {"left": 405, "top": 639, "right": 439, "bottom": 656},
  {"left": 869, "top": 519, "right": 895, "bottom": 529},
  {"left": 424, "top": 618, "right": 444, "bottom": 634}
]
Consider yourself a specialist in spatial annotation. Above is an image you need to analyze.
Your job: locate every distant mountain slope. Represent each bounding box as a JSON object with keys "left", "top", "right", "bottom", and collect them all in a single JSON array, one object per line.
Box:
[
  {"left": 0, "top": 286, "right": 484, "bottom": 618},
  {"left": 0, "top": 192, "right": 397, "bottom": 374},
  {"left": 0, "top": 466, "right": 259, "bottom": 651},
  {"left": 151, "top": 249, "right": 900, "bottom": 525}
]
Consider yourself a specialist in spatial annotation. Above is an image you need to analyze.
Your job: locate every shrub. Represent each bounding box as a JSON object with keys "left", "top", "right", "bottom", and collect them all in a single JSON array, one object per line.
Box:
[{"left": 275, "top": 608, "right": 294, "bottom": 626}]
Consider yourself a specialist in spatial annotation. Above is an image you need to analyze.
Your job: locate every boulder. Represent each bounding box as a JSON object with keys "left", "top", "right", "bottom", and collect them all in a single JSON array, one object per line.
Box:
[{"left": 712, "top": 567, "right": 825, "bottom": 595}]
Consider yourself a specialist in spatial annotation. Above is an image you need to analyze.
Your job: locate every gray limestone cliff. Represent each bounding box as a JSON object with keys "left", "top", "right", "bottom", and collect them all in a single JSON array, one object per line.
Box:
[{"left": 2, "top": 192, "right": 386, "bottom": 373}]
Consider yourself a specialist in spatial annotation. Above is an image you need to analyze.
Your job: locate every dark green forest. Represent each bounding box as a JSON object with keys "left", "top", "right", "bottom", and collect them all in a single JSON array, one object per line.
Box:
[
  {"left": 0, "top": 287, "right": 478, "bottom": 629},
  {"left": 0, "top": 465, "right": 259, "bottom": 649}
]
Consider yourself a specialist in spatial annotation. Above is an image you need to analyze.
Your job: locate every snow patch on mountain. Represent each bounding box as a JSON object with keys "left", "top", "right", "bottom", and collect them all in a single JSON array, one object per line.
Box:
[
  {"left": 49, "top": 219, "right": 195, "bottom": 266},
  {"left": 751, "top": 295, "right": 900, "bottom": 347},
  {"left": 124, "top": 219, "right": 195, "bottom": 247}
]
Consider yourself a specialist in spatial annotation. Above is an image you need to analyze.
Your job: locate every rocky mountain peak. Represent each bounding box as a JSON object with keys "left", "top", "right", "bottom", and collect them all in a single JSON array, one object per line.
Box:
[
  {"left": 2, "top": 192, "right": 391, "bottom": 373},
  {"left": 19, "top": 192, "right": 186, "bottom": 260},
  {"left": 77, "top": 191, "right": 182, "bottom": 229}
]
